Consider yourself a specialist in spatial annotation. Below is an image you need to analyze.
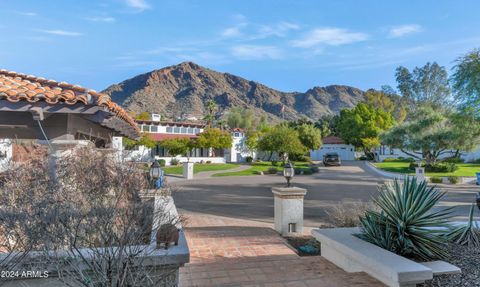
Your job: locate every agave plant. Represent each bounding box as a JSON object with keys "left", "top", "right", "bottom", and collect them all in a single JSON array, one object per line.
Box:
[
  {"left": 358, "top": 177, "right": 453, "bottom": 260},
  {"left": 448, "top": 204, "right": 480, "bottom": 247}
]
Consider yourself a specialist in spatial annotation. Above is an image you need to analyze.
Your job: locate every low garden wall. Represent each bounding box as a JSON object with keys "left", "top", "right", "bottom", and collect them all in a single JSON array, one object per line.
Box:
[{"left": 0, "top": 194, "right": 190, "bottom": 287}]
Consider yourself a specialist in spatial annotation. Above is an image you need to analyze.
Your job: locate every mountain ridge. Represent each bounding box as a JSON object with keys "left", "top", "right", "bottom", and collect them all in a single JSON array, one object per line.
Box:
[{"left": 102, "top": 62, "right": 365, "bottom": 121}]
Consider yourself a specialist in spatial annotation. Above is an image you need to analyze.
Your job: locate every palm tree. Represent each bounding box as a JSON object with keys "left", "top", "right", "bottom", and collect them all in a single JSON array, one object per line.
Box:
[{"left": 204, "top": 99, "right": 217, "bottom": 127}]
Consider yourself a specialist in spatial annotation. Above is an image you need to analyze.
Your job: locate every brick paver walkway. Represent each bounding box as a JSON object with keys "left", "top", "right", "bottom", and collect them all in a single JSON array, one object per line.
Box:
[{"left": 179, "top": 213, "right": 384, "bottom": 287}]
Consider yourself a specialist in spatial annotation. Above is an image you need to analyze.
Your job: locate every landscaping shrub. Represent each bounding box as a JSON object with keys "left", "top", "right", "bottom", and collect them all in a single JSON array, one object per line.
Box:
[
  {"left": 289, "top": 153, "right": 311, "bottom": 162},
  {"left": 310, "top": 166, "right": 319, "bottom": 173},
  {"left": 294, "top": 168, "right": 303, "bottom": 175},
  {"left": 383, "top": 157, "right": 415, "bottom": 163},
  {"left": 358, "top": 178, "right": 453, "bottom": 260},
  {"left": 267, "top": 167, "right": 278, "bottom": 174},
  {"left": 170, "top": 158, "right": 179, "bottom": 166},
  {"left": 327, "top": 201, "right": 374, "bottom": 227},
  {"left": 448, "top": 176, "right": 459, "bottom": 184},
  {"left": 430, "top": 177, "right": 443, "bottom": 183},
  {"left": 442, "top": 157, "right": 464, "bottom": 164},
  {"left": 303, "top": 169, "right": 313, "bottom": 175},
  {"left": 206, "top": 160, "right": 212, "bottom": 164},
  {"left": 158, "top": 159, "right": 166, "bottom": 167},
  {"left": 408, "top": 162, "right": 418, "bottom": 170},
  {"left": 245, "top": 156, "right": 253, "bottom": 163},
  {"left": 271, "top": 160, "right": 279, "bottom": 166},
  {"left": 425, "top": 163, "right": 458, "bottom": 173}
]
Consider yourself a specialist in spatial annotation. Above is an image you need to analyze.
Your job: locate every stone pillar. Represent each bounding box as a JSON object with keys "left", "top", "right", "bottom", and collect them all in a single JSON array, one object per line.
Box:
[
  {"left": 415, "top": 167, "right": 426, "bottom": 183},
  {"left": 39, "top": 139, "right": 91, "bottom": 180},
  {"left": 272, "top": 187, "right": 307, "bottom": 236},
  {"left": 183, "top": 162, "right": 194, "bottom": 179}
]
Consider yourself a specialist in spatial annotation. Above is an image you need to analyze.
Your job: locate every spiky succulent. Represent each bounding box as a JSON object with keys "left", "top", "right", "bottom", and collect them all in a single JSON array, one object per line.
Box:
[
  {"left": 358, "top": 177, "right": 453, "bottom": 260},
  {"left": 448, "top": 204, "right": 480, "bottom": 247}
]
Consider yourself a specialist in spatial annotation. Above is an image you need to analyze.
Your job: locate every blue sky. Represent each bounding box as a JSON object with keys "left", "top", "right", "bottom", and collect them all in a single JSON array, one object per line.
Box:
[{"left": 1, "top": 0, "right": 480, "bottom": 93}]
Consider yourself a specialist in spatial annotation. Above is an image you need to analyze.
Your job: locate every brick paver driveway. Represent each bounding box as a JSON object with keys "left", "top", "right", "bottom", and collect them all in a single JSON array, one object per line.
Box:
[{"left": 179, "top": 213, "right": 384, "bottom": 287}]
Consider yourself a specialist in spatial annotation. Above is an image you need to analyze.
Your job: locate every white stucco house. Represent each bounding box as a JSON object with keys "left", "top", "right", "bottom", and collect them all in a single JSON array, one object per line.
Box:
[
  {"left": 224, "top": 128, "right": 255, "bottom": 163},
  {"left": 310, "top": 136, "right": 355, "bottom": 161},
  {"left": 115, "top": 114, "right": 251, "bottom": 165}
]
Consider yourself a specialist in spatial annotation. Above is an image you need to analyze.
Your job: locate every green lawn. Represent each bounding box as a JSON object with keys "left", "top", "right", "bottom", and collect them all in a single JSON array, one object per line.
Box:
[
  {"left": 213, "top": 161, "right": 310, "bottom": 177},
  {"left": 162, "top": 163, "right": 240, "bottom": 175},
  {"left": 373, "top": 162, "right": 480, "bottom": 177}
]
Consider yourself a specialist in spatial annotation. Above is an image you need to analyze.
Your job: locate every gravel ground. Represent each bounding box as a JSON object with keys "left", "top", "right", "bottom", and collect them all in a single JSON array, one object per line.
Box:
[{"left": 422, "top": 244, "right": 480, "bottom": 287}]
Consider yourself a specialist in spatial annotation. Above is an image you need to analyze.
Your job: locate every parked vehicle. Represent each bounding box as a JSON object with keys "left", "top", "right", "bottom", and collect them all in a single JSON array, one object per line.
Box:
[{"left": 323, "top": 153, "right": 341, "bottom": 166}]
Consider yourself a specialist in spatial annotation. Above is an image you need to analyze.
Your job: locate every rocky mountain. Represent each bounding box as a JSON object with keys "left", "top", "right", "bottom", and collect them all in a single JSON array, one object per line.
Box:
[{"left": 103, "top": 62, "right": 365, "bottom": 121}]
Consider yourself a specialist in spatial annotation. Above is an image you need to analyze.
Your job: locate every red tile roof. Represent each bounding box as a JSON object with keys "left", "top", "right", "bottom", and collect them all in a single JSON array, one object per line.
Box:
[
  {"left": 0, "top": 70, "right": 140, "bottom": 138},
  {"left": 322, "top": 136, "right": 345, "bottom": 145},
  {"left": 150, "top": 133, "right": 199, "bottom": 141}
]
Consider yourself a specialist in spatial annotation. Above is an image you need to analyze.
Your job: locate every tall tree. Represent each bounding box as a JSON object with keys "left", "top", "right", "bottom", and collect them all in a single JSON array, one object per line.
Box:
[
  {"left": 160, "top": 138, "right": 197, "bottom": 161},
  {"left": 451, "top": 48, "right": 480, "bottom": 110},
  {"left": 204, "top": 99, "right": 217, "bottom": 127},
  {"left": 257, "top": 125, "right": 307, "bottom": 160},
  {"left": 381, "top": 106, "right": 480, "bottom": 164},
  {"left": 197, "top": 128, "right": 232, "bottom": 156},
  {"left": 226, "top": 107, "right": 256, "bottom": 130},
  {"left": 335, "top": 103, "right": 395, "bottom": 156},
  {"left": 295, "top": 124, "right": 322, "bottom": 150},
  {"left": 365, "top": 89, "right": 407, "bottom": 123},
  {"left": 395, "top": 62, "right": 451, "bottom": 109},
  {"left": 314, "top": 114, "right": 338, "bottom": 137}
]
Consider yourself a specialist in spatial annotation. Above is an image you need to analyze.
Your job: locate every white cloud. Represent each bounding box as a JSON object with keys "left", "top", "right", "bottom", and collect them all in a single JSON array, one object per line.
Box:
[
  {"left": 86, "top": 16, "right": 115, "bottom": 23},
  {"left": 388, "top": 24, "right": 423, "bottom": 38},
  {"left": 291, "top": 28, "right": 368, "bottom": 48},
  {"left": 39, "top": 30, "right": 83, "bottom": 36},
  {"left": 222, "top": 27, "right": 243, "bottom": 38},
  {"left": 125, "top": 0, "right": 150, "bottom": 11},
  {"left": 231, "top": 45, "right": 283, "bottom": 60},
  {"left": 256, "top": 22, "right": 300, "bottom": 38},
  {"left": 18, "top": 11, "right": 37, "bottom": 16}
]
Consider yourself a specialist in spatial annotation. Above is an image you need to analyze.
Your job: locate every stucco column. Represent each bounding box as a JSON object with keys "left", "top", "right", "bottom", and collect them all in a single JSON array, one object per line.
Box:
[
  {"left": 183, "top": 162, "right": 194, "bottom": 179},
  {"left": 39, "top": 139, "right": 91, "bottom": 180},
  {"left": 415, "top": 167, "right": 426, "bottom": 182},
  {"left": 272, "top": 187, "right": 307, "bottom": 236}
]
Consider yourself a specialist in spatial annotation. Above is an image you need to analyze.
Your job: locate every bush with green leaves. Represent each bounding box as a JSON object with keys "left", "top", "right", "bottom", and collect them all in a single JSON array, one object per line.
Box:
[
  {"left": 245, "top": 156, "right": 253, "bottom": 163},
  {"left": 158, "top": 159, "right": 166, "bottom": 167},
  {"left": 448, "top": 176, "right": 459, "bottom": 184},
  {"left": 358, "top": 178, "right": 453, "bottom": 260},
  {"left": 383, "top": 157, "right": 415, "bottom": 163},
  {"left": 448, "top": 204, "right": 480, "bottom": 247},
  {"left": 267, "top": 167, "right": 278, "bottom": 174},
  {"left": 442, "top": 157, "right": 464, "bottom": 164},
  {"left": 425, "top": 163, "right": 458, "bottom": 173},
  {"left": 170, "top": 158, "right": 179, "bottom": 166},
  {"left": 430, "top": 177, "right": 443, "bottom": 183}
]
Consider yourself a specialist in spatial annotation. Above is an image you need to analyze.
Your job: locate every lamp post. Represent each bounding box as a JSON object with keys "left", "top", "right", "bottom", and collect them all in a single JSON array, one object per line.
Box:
[
  {"left": 283, "top": 161, "right": 295, "bottom": 187},
  {"left": 149, "top": 160, "right": 164, "bottom": 189}
]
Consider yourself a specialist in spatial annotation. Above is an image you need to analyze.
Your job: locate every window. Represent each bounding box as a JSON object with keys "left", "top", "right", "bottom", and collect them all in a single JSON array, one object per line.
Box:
[
  {"left": 173, "top": 127, "right": 180, "bottom": 133},
  {"left": 166, "top": 127, "right": 173, "bottom": 133},
  {"left": 142, "top": 125, "right": 150, "bottom": 132},
  {"left": 234, "top": 132, "right": 240, "bottom": 138},
  {"left": 150, "top": 125, "right": 158, "bottom": 133},
  {"left": 180, "top": 127, "right": 187, "bottom": 134}
]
